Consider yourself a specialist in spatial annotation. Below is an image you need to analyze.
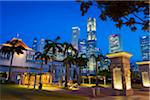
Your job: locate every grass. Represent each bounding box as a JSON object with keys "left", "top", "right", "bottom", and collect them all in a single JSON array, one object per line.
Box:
[{"left": 0, "top": 84, "right": 88, "bottom": 100}]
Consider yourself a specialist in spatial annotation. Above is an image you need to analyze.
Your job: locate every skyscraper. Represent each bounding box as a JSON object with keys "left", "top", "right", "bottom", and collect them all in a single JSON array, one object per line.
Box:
[
  {"left": 72, "top": 27, "right": 80, "bottom": 50},
  {"left": 87, "top": 18, "right": 97, "bottom": 56},
  {"left": 109, "top": 34, "right": 122, "bottom": 53},
  {"left": 32, "top": 38, "right": 38, "bottom": 51},
  {"left": 38, "top": 38, "right": 45, "bottom": 53},
  {"left": 87, "top": 17, "right": 97, "bottom": 75},
  {"left": 140, "top": 35, "right": 150, "bottom": 61},
  {"left": 78, "top": 39, "right": 87, "bottom": 56}
]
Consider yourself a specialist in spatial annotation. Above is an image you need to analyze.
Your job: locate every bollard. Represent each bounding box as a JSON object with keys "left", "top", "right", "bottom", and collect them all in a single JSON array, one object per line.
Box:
[
  {"left": 96, "top": 87, "right": 100, "bottom": 96},
  {"left": 92, "top": 88, "right": 96, "bottom": 97}
]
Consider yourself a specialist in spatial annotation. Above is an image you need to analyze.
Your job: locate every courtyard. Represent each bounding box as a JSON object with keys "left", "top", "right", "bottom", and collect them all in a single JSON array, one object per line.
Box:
[{"left": 1, "top": 84, "right": 149, "bottom": 100}]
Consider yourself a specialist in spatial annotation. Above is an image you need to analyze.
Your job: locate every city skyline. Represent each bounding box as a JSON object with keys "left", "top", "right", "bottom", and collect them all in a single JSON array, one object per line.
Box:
[{"left": 0, "top": 1, "right": 149, "bottom": 62}]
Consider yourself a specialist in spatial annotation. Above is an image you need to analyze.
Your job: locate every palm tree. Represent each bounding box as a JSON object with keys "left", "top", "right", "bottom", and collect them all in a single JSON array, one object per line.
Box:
[
  {"left": 0, "top": 39, "right": 26, "bottom": 82},
  {"left": 62, "top": 42, "right": 77, "bottom": 87},
  {"left": 44, "top": 36, "right": 62, "bottom": 72},
  {"left": 63, "top": 55, "right": 76, "bottom": 87},
  {"left": 35, "top": 52, "right": 50, "bottom": 90},
  {"left": 63, "top": 42, "right": 77, "bottom": 56},
  {"left": 76, "top": 54, "right": 88, "bottom": 85},
  {"left": 96, "top": 54, "right": 111, "bottom": 87}
]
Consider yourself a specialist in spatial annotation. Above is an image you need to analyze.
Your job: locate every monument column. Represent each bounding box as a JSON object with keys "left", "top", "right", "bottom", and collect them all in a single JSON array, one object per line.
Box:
[
  {"left": 107, "top": 52, "right": 133, "bottom": 96},
  {"left": 136, "top": 61, "right": 150, "bottom": 88}
]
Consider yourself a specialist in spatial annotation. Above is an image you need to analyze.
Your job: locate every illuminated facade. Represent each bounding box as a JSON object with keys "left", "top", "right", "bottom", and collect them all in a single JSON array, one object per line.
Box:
[
  {"left": 109, "top": 34, "right": 122, "bottom": 53},
  {"left": 78, "top": 39, "right": 87, "bottom": 56},
  {"left": 0, "top": 36, "right": 82, "bottom": 85},
  {"left": 72, "top": 27, "right": 80, "bottom": 50},
  {"left": 32, "top": 37, "right": 38, "bottom": 51},
  {"left": 38, "top": 38, "right": 45, "bottom": 53},
  {"left": 87, "top": 18, "right": 97, "bottom": 75},
  {"left": 0, "top": 38, "right": 50, "bottom": 84},
  {"left": 136, "top": 61, "right": 150, "bottom": 87},
  {"left": 107, "top": 52, "right": 133, "bottom": 96},
  {"left": 140, "top": 35, "right": 150, "bottom": 61}
]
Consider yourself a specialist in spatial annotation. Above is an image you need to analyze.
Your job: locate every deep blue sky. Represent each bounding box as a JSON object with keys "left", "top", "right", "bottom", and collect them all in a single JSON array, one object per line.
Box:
[{"left": 0, "top": 1, "right": 149, "bottom": 62}]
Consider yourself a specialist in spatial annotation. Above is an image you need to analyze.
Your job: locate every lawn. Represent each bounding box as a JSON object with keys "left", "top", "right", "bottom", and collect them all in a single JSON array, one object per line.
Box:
[{"left": 0, "top": 84, "right": 88, "bottom": 100}]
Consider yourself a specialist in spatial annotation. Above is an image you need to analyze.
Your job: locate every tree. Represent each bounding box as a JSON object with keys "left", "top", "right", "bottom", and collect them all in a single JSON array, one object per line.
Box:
[
  {"left": 0, "top": 39, "right": 26, "bottom": 82},
  {"left": 35, "top": 52, "right": 50, "bottom": 90},
  {"left": 76, "top": 54, "right": 88, "bottom": 85},
  {"left": 62, "top": 42, "right": 77, "bottom": 88},
  {"left": 44, "top": 36, "right": 63, "bottom": 82},
  {"left": 98, "top": 69, "right": 111, "bottom": 85},
  {"left": 63, "top": 55, "right": 76, "bottom": 87},
  {"left": 79, "top": 1, "right": 149, "bottom": 31},
  {"left": 94, "top": 54, "right": 111, "bottom": 87},
  {"left": 97, "top": 54, "right": 111, "bottom": 85}
]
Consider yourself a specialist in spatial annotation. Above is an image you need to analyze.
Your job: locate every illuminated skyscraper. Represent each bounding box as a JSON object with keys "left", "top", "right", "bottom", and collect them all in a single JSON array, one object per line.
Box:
[
  {"left": 39, "top": 38, "right": 45, "bottom": 53},
  {"left": 87, "top": 17, "right": 97, "bottom": 75},
  {"left": 32, "top": 37, "right": 38, "bottom": 51},
  {"left": 109, "top": 34, "right": 122, "bottom": 53},
  {"left": 72, "top": 27, "right": 80, "bottom": 50},
  {"left": 78, "top": 39, "right": 87, "bottom": 56},
  {"left": 140, "top": 35, "right": 150, "bottom": 61},
  {"left": 87, "top": 18, "right": 97, "bottom": 56}
]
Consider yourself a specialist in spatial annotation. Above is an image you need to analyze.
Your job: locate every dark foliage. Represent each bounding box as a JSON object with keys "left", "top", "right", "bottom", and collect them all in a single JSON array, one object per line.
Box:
[{"left": 79, "top": 1, "right": 149, "bottom": 32}]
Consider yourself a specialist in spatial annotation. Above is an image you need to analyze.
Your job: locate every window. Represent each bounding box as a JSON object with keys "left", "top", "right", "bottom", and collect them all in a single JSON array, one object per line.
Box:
[{"left": 0, "top": 52, "right": 10, "bottom": 60}]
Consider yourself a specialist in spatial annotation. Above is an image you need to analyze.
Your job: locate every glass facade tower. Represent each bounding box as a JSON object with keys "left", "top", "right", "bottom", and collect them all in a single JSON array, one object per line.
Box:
[
  {"left": 72, "top": 27, "right": 80, "bottom": 50},
  {"left": 140, "top": 35, "right": 150, "bottom": 61},
  {"left": 87, "top": 18, "right": 97, "bottom": 75},
  {"left": 32, "top": 38, "right": 38, "bottom": 51}
]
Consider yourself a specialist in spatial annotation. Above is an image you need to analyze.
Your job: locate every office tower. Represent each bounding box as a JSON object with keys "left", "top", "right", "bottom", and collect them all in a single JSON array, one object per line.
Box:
[
  {"left": 78, "top": 39, "right": 87, "bottom": 56},
  {"left": 109, "top": 34, "right": 122, "bottom": 53},
  {"left": 32, "top": 38, "right": 38, "bottom": 51},
  {"left": 140, "top": 35, "right": 150, "bottom": 61},
  {"left": 87, "top": 17, "right": 97, "bottom": 57},
  {"left": 87, "top": 17, "right": 97, "bottom": 75},
  {"left": 39, "top": 38, "right": 45, "bottom": 53},
  {"left": 72, "top": 27, "right": 80, "bottom": 50}
]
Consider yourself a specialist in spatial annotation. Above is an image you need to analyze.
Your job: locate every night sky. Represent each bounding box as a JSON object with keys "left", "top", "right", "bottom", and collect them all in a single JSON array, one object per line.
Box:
[{"left": 0, "top": 1, "right": 149, "bottom": 62}]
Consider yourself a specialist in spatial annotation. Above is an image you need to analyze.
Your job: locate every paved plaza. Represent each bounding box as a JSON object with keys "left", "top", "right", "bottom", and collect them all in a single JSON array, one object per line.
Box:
[{"left": 1, "top": 84, "right": 149, "bottom": 100}]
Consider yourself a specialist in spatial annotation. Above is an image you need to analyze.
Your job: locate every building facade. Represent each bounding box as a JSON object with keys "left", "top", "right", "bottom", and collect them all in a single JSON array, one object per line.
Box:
[
  {"left": 0, "top": 38, "right": 50, "bottom": 84},
  {"left": 87, "top": 18, "right": 97, "bottom": 75},
  {"left": 32, "top": 37, "right": 38, "bottom": 51},
  {"left": 0, "top": 38, "right": 72, "bottom": 85},
  {"left": 109, "top": 34, "right": 122, "bottom": 53},
  {"left": 72, "top": 27, "right": 80, "bottom": 50},
  {"left": 140, "top": 35, "right": 150, "bottom": 61},
  {"left": 78, "top": 39, "right": 87, "bottom": 56},
  {"left": 38, "top": 38, "right": 45, "bottom": 53}
]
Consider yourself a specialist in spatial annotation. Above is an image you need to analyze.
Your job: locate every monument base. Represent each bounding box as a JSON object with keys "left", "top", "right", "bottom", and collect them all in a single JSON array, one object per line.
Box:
[
  {"left": 141, "top": 87, "right": 150, "bottom": 91},
  {"left": 112, "top": 89, "right": 134, "bottom": 96}
]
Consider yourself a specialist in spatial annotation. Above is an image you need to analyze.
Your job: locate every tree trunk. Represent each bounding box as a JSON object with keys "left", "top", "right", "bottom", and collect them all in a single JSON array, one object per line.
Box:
[
  {"left": 96, "top": 61, "right": 99, "bottom": 87},
  {"left": 34, "top": 74, "right": 36, "bottom": 89},
  {"left": 39, "top": 61, "right": 43, "bottom": 90},
  {"left": 78, "top": 66, "right": 82, "bottom": 85},
  {"left": 65, "top": 64, "right": 69, "bottom": 87},
  {"left": 48, "top": 65, "right": 51, "bottom": 83},
  {"left": 8, "top": 52, "right": 14, "bottom": 82},
  {"left": 28, "top": 74, "right": 31, "bottom": 88},
  {"left": 104, "top": 76, "right": 106, "bottom": 85}
]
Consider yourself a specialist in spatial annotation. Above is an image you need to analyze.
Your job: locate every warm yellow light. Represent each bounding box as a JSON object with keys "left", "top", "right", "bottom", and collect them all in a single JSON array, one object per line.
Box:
[
  {"left": 15, "top": 53, "right": 25, "bottom": 58},
  {"left": 80, "top": 84, "right": 96, "bottom": 87},
  {"left": 126, "top": 72, "right": 131, "bottom": 90},
  {"left": 136, "top": 61, "right": 150, "bottom": 65},
  {"left": 113, "top": 68, "right": 123, "bottom": 90},
  {"left": 142, "top": 72, "right": 150, "bottom": 87},
  {"left": 106, "top": 52, "right": 132, "bottom": 58}
]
